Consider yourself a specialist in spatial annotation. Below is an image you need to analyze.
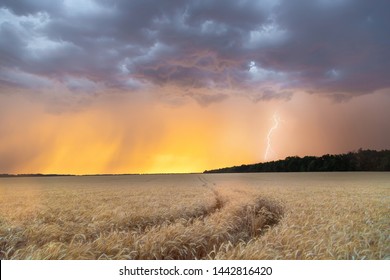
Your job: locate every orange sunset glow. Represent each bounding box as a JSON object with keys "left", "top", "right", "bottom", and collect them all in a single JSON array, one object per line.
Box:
[{"left": 1, "top": 90, "right": 389, "bottom": 175}]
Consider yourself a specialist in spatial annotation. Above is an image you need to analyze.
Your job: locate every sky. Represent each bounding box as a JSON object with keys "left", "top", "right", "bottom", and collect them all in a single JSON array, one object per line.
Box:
[{"left": 0, "top": 0, "right": 389, "bottom": 174}]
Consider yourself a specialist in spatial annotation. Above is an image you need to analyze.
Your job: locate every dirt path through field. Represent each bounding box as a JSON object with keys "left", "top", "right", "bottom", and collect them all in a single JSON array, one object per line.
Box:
[{"left": 123, "top": 175, "right": 284, "bottom": 259}]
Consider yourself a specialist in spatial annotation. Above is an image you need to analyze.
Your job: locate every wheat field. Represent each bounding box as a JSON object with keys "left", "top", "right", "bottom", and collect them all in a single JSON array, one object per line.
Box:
[{"left": 0, "top": 173, "right": 389, "bottom": 259}]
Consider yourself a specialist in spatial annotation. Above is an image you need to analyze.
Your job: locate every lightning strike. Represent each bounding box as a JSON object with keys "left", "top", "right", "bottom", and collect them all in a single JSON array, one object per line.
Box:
[{"left": 264, "top": 112, "right": 281, "bottom": 161}]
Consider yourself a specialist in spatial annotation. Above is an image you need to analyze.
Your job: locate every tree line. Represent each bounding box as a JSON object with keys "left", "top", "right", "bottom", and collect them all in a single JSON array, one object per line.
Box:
[{"left": 204, "top": 149, "right": 390, "bottom": 173}]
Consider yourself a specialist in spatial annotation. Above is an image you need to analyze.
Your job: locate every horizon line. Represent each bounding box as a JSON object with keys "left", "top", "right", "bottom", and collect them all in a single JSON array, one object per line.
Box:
[{"left": 1, "top": 148, "right": 388, "bottom": 177}]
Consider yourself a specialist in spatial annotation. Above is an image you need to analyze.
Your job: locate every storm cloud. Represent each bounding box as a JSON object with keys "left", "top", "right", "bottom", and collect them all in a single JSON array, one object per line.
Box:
[{"left": 1, "top": 0, "right": 389, "bottom": 102}]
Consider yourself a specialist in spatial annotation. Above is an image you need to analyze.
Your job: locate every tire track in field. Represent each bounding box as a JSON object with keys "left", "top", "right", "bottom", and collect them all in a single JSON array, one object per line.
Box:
[
  {"left": 198, "top": 175, "right": 223, "bottom": 212},
  {"left": 128, "top": 175, "right": 284, "bottom": 260},
  {"left": 102, "top": 176, "right": 223, "bottom": 234},
  {"left": 123, "top": 176, "right": 224, "bottom": 232}
]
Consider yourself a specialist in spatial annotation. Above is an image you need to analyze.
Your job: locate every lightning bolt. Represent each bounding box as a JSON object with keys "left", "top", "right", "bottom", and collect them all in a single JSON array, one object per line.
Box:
[{"left": 264, "top": 112, "right": 281, "bottom": 161}]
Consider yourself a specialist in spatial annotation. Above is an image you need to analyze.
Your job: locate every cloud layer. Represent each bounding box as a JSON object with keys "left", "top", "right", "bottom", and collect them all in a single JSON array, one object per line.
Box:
[{"left": 1, "top": 0, "right": 390, "bottom": 103}]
